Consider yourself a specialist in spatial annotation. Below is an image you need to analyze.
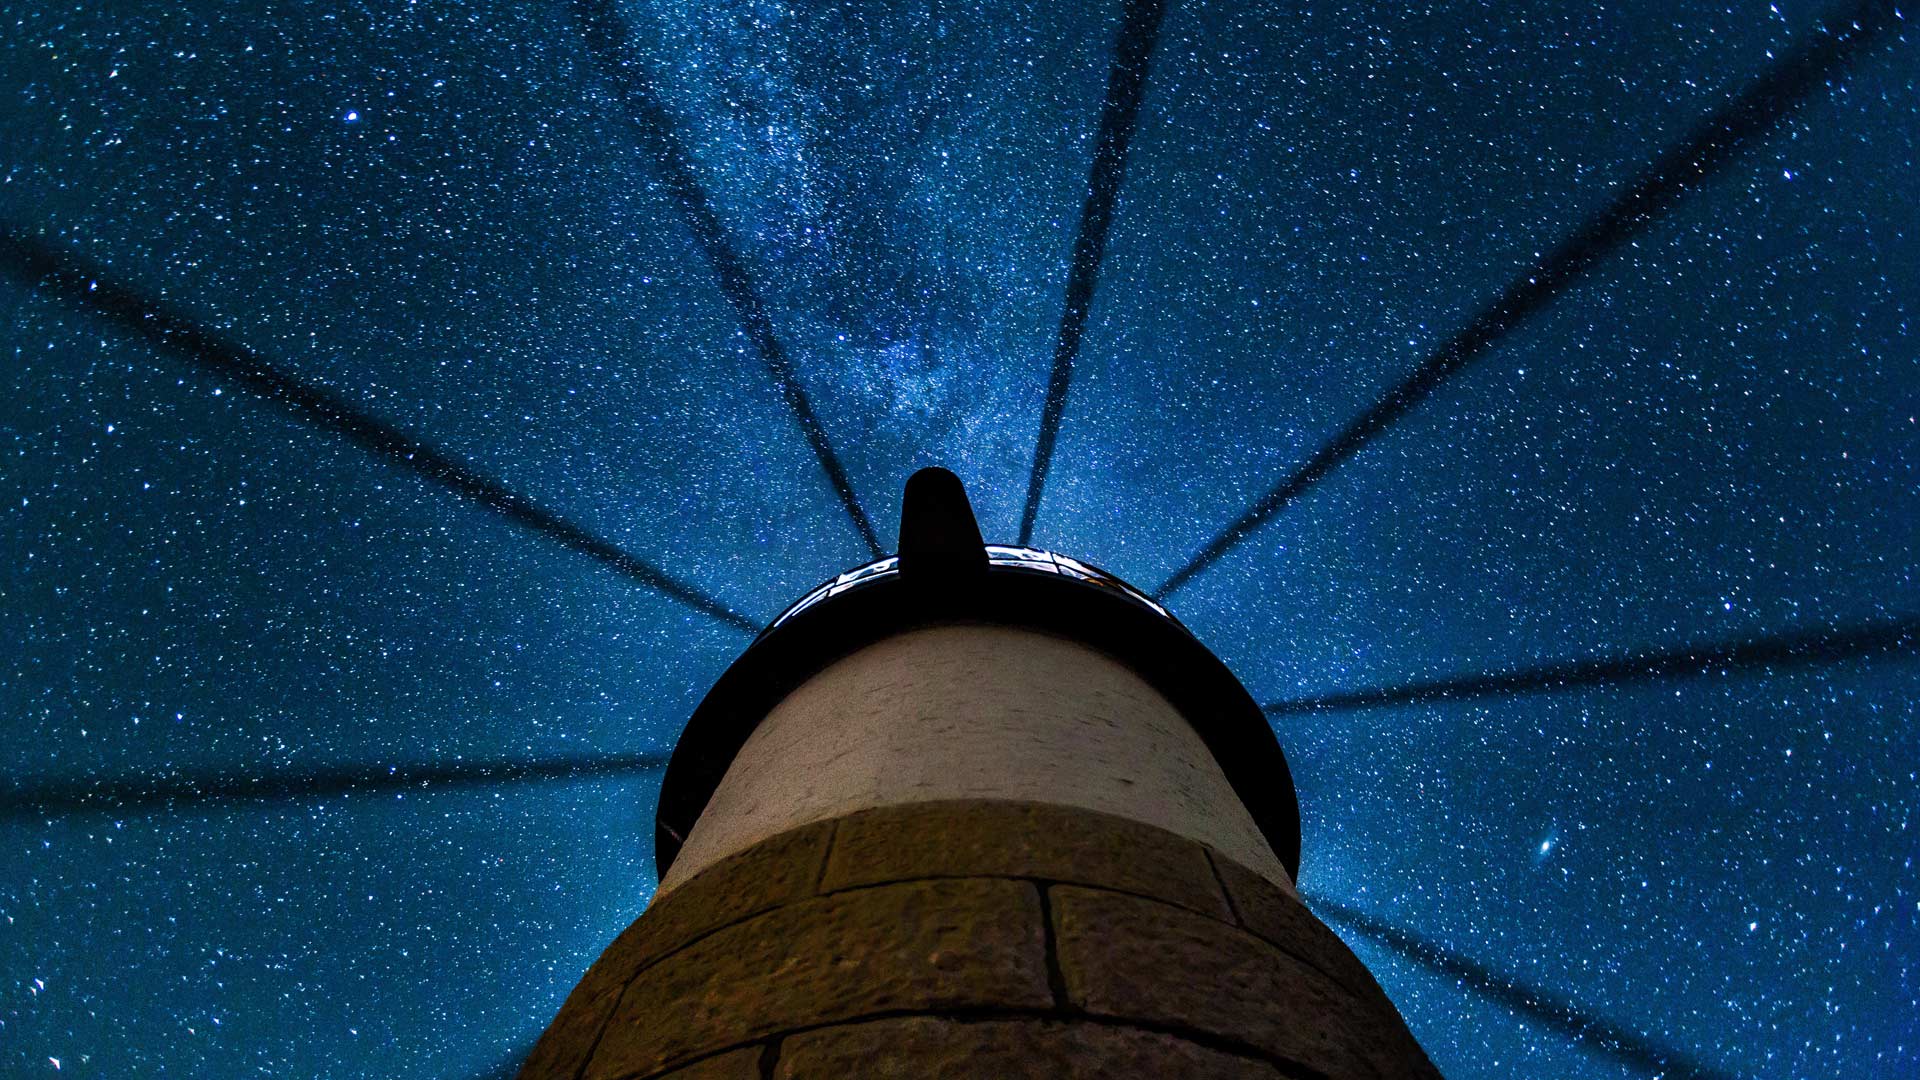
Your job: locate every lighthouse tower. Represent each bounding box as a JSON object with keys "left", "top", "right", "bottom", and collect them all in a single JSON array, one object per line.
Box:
[{"left": 521, "top": 468, "right": 1437, "bottom": 1079}]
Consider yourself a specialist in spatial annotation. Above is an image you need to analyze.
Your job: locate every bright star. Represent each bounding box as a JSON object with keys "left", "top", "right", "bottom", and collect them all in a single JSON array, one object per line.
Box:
[{"left": 1533, "top": 833, "right": 1559, "bottom": 865}]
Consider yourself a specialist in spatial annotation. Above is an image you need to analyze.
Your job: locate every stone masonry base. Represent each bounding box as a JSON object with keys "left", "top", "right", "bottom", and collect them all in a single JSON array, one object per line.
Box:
[{"left": 519, "top": 800, "right": 1440, "bottom": 1080}]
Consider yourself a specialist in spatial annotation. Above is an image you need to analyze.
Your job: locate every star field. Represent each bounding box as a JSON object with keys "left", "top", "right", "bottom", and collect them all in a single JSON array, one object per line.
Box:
[{"left": 2, "top": 1, "right": 1916, "bottom": 1076}]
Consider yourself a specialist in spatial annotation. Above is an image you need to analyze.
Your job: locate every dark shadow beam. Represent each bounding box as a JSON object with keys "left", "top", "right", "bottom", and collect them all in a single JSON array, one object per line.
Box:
[
  {"left": 1263, "top": 615, "right": 1920, "bottom": 716},
  {"left": 1307, "top": 893, "right": 1740, "bottom": 1080},
  {"left": 0, "top": 226, "right": 758, "bottom": 634},
  {"left": 1155, "top": 0, "right": 1901, "bottom": 599},
  {"left": 569, "top": 0, "right": 882, "bottom": 558},
  {"left": 1018, "top": 0, "right": 1170, "bottom": 545},
  {"left": 0, "top": 751, "right": 671, "bottom": 820}
]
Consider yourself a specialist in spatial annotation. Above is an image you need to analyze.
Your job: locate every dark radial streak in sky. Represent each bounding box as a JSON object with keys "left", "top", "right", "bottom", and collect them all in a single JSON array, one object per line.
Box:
[
  {"left": 1017, "top": 0, "right": 1169, "bottom": 546},
  {"left": 0, "top": 226, "right": 759, "bottom": 634},
  {"left": 1153, "top": 0, "right": 1901, "bottom": 600},
  {"left": 0, "top": 752, "right": 670, "bottom": 821},
  {"left": 1263, "top": 615, "right": 1920, "bottom": 715},
  {"left": 1307, "top": 893, "right": 1739, "bottom": 1080},
  {"left": 569, "top": 0, "right": 882, "bottom": 558}
]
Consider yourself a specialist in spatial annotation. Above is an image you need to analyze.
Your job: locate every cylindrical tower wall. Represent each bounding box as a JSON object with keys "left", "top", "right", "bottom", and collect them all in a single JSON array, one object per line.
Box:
[
  {"left": 661, "top": 624, "right": 1292, "bottom": 895},
  {"left": 523, "top": 800, "right": 1437, "bottom": 1079}
]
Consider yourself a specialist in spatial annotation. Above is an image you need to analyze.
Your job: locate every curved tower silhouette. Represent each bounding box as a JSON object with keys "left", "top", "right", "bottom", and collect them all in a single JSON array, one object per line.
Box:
[{"left": 521, "top": 467, "right": 1436, "bottom": 1078}]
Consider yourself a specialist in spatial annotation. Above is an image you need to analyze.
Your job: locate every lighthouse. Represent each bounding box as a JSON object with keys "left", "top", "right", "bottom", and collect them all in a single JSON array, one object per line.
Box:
[{"left": 520, "top": 467, "right": 1437, "bottom": 1078}]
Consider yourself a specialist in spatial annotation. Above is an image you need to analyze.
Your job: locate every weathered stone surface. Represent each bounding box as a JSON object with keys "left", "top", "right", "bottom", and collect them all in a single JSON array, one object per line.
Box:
[
  {"left": 1053, "top": 885, "right": 1436, "bottom": 1080},
  {"left": 1211, "top": 853, "right": 1387, "bottom": 1001},
  {"left": 822, "top": 799, "right": 1232, "bottom": 920},
  {"left": 518, "top": 983, "right": 619, "bottom": 1080},
  {"left": 774, "top": 1016, "right": 1286, "bottom": 1079},
  {"left": 532, "top": 807, "right": 1429, "bottom": 1080},
  {"left": 587, "top": 878, "right": 1052, "bottom": 1079},
  {"left": 530, "top": 819, "right": 829, "bottom": 1078},
  {"left": 656, "top": 1047, "right": 763, "bottom": 1079},
  {"left": 1210, "top": 856, "right": 1438, "bottom": 1075},
  {"left": 629, "top": 817, "right": 834, "bottom": 969}
]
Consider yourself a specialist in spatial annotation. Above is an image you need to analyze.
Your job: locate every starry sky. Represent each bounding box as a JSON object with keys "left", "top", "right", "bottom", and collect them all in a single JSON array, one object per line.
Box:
[{"left": 2, "top": 1, "right": 1916, "bottom": 1077}]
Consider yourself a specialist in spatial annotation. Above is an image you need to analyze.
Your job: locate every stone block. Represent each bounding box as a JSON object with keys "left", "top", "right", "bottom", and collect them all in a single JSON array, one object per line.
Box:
[
  {"left": 564, "top": 816, "right": 834, "bottom": 1019},
  {"left": 588, "top": 878, "right": 1051, "bottom": 1078},
  {"left": 774, "top": 1015, "right": 1285, "bottom": 1078},
  {"left": 1211, "top": 859, "right": 1438, "bottom": 1075},
  {"left": 517, "top": 983, "right": 619, "bottom": 1080},
  {"left": 626, "top": 818, "right": 834, "bottom": 970},
  {"left": 822, "top": 799, "right": 1231, "bottom": 919},
  {"left": 1053, "top": 885, "right": 1433, "bottom": 1080},
  {"left": 1211, "top": 854, "right": 1389, "bottom": 1002},
  {"left": 657, "top": 1048, "right": 763, "bottom": 1079}
]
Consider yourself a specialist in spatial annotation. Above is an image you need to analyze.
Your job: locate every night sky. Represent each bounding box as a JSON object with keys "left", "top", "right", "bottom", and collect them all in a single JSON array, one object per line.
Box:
[{"left": 2, "top": 1, "right": 1917, "bottom": 1077}]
